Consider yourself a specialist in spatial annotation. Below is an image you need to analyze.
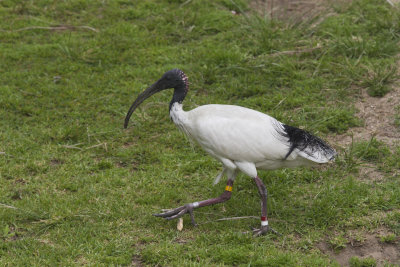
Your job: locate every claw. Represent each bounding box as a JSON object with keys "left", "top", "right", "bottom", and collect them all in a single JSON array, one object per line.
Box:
[
  {"left": 153, "top": 204, "right": 197, "bottom": 226},
  {"left": 153, "top": 205, "right": 185, "bottom": 217},
  {"left": 165, "top": 208, "right": 187, "bottom": 220},
  {"left": 252, "top": 225, "right": 281, "bottom": 237}
]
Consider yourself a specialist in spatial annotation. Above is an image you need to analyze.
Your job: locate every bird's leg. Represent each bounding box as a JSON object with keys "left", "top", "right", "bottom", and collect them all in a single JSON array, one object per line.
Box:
[
  {"left": 154, "top": 179, "right": 234, "bottom": 226},
  {"left": 252, "top": 176, "right": 280, "bottom": 236}
]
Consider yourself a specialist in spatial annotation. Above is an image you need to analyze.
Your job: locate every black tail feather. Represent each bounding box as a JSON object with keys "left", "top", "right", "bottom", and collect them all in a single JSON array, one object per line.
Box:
[{"left": 274, "top": 123, "right": 335, "bottom": 160}]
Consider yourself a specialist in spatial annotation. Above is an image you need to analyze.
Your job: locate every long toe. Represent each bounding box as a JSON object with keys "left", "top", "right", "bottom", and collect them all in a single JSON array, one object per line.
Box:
[
  {"left": 153, "top": 204, "right": 197, "bottom": 226},
  {"left": 165, "top": 208, "right": 187, "bottom": 220},
  {"left": 153, "top": 206, "right": 185, "bottom": 218},
  {"left": 269, "top": 227, "right": 281, "bottom": 235},
  {"left": 252, "top": 226, "right": 281, "bottom": 237}
]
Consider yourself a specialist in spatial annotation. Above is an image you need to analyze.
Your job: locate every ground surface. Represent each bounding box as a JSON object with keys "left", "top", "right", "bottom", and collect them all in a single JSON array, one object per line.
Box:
[{"left": 0, "top": 0, "right": 399, "bottom": 266}]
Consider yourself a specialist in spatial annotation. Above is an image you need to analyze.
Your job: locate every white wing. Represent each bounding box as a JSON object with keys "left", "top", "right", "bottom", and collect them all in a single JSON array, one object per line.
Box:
[{"left": 185, "top": 104, "right": 290, "bottom": 163}]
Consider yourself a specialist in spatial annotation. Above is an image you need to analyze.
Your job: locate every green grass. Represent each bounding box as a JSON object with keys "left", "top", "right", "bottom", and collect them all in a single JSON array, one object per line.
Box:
[
  {"left": 349, "top": 256, "right": 377, "bottom": 267},
  {"left": 379, "top": 233, "right": 397, "bottom": 244},
  {"left": 0, "top": 0, "right": 400, "bottom": 265}
]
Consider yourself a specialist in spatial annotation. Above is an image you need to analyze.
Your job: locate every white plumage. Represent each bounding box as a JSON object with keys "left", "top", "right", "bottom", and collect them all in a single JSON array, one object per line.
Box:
[
  {"left": 124, "top": 69, "right": 336, "bottom": 236},
  {"left": 170, "top": 102, "right": 334, "bottom": 178}
]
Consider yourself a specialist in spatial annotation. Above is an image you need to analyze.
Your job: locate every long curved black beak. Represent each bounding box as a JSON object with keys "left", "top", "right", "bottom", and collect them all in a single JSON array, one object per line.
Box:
[{"left": 124, "top": 81, "right": 161, "bottom": 129}]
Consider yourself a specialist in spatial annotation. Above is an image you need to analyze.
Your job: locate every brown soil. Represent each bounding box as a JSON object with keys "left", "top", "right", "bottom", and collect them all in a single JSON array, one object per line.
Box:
[
  {"left": 333, "top": 85, "right": 400, "bottom": 148},
  {"left": 130, "top": 255, "right": 145, "bottom": 267},
  {"left": 317, "top": 230, "right": 400, "bottom": 266},
  {"left": 249, "top": 0, "right": 347, "bottom": 24},
  {"left": 331, "top": 73, "right": 400, "bottom": 184},
  {"left": 357, "top": 163, "right": 386, "bottom": 183},
  {"left": 250, "top": 0, "right": 322, "bottom": 20}
]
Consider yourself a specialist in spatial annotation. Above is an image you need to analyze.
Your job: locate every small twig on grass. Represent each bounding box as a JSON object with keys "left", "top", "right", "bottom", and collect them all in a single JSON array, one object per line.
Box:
[
  {"left": 180, "top": 0, "right": 192, "bottom": 8},
  {"left": 16, "top": 88, "right": 42, "bottom": 97},
  {"left": 197, "top": 215, "right": 259, "bottom": 225},
  {"left": 3, "top": 25, "right": 99, "bottom": 33},
  {"left": 310, "top": 12, "right": 337, "bottom": 29},
  {"left": 87, "top": 142, "right": 108, "bottom": 151},
  {"left": 0, "top": 202, "right": 42, "bottom": 220},
  {"left": 214, "top": 216, "right": 258, "bottom": 222},
  {"left": 273, "top": 97, "right": 287, "bottom": 110},
  {"left": 0, "top": 152, "right": 5, "bottom": 155},
  {"left": 85, "top": 143, "right": 107, "bottom": 150},
  {"left": 61, "top": 142, "right": 108, "bottom": 151},
  {"left": 386, "top": 0, "right": 396, "bottom": 7},
  {"left": 269, "top": 45, "right": 322, "bottom": 57},
  {"left": 0, "top": 202, "right": 40, "bottom": 216},
  {"left": 0, "top": 202, "right": 18, "bottom": 210},
  {"left": 61, "top": 143, "right": 83, "bottom": 150}
]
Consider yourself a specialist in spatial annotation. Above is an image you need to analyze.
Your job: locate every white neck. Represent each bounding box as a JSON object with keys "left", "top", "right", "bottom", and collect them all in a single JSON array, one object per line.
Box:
[
  {"left": 169, "top": 102, "right": 187, "bottom": 126},
  {"left": 169, "top": 102, "right": 196, "bottom": 146}
]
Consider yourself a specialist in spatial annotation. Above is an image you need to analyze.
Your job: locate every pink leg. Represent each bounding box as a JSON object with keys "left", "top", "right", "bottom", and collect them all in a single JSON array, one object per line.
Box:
[
  {"left": 252, "top": 176, "right": 279, "bottom": 236},
  {"left": 254, "top": 176, "right": 268, "bottom": 222},
  {"left": 154, "top": 179, "right": 234, "bottom": 226}
]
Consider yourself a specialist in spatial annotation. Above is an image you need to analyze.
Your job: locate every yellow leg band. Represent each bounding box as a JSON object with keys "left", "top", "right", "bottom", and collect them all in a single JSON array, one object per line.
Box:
[{"left": 225, "top": 185, "right": 233, "bottom": 192}]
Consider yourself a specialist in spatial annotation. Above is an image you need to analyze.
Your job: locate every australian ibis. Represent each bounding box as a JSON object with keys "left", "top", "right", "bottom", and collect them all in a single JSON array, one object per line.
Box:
[{"left": 124, "top": 69, "right": 336, "bottom": 236}]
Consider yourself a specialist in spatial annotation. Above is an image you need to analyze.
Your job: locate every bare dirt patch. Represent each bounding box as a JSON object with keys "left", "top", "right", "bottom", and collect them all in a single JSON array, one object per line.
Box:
[
  {"left": 250, "top": 0, "right": 325, "bottom": 21},
  {"left": 320, "top": 80, "right": 400, "bottom": 262},
  {"left": 357, "top": 163, "right": 387, "bottom": 183},
  {"left": 334, "top": 85, "right": 400, "bottom": 148},
  {"left": 249, "top": 0, "right": 348, "bottom": 24},
  {"left": 331, "top": 74, "right": 400, "bottom": 183},
  {"left": 318, "top": 230, "right": 400, "bottom": 266},
  {"left": 131, "top": 255, "right": 145, "bottom": 267}
]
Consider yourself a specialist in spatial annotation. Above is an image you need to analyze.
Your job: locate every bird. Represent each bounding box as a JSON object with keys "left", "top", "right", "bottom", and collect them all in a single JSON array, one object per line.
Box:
[{"left": 124, "top": 68, "right": 336, "bottom": 236}]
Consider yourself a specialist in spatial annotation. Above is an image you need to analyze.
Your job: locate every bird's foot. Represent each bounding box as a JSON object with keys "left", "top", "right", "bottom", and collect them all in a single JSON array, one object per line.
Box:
[
  {"left": 252, "top": 225, "right": 280, "bottom": 237},
  {"left": 153, "top": 203, "right": 197, "bottom": 226}
]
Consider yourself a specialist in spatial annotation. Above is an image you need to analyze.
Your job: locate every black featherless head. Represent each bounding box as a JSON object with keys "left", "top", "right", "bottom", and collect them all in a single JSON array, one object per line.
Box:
[
  {"left": 160, "top": 69, "right": 189, "bottom": 93},
  {"left": 124, "top": 69, "right": 189, "bottom": 129}
]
